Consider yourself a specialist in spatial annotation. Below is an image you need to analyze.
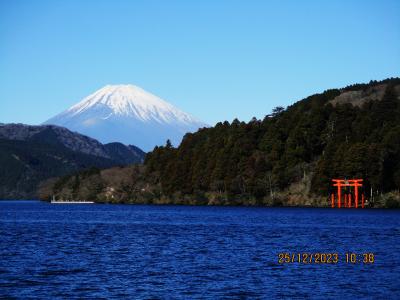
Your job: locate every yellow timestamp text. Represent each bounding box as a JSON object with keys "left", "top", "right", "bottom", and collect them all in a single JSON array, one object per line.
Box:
[{"left": 278, "top": 253, "right": 375, "bottom": 264}]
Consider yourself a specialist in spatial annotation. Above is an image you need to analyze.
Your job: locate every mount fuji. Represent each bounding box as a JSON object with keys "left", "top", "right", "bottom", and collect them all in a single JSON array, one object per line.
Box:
[{"left": 44, "top": 85, "right": 208, "bottom": 151}]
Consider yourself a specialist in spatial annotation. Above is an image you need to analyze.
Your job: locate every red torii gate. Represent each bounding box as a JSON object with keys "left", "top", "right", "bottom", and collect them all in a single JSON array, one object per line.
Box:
[{"left": 331, "top": 179, "right": 364, "bottom": 208}]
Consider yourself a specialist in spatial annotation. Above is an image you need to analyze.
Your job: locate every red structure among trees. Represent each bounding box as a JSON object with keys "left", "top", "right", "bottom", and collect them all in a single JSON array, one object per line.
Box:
[{"left": 331, "top": 179, "right": 365, "bottom": 208}]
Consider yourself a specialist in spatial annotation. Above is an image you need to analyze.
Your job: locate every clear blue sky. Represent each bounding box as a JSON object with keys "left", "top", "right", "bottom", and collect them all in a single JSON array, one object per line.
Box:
[{"left": 1, "top": 0, "right": 399, "bottom": 125}]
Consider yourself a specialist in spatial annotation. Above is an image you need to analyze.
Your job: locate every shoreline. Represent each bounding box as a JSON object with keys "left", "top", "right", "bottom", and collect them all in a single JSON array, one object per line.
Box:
[{"left": 1, "top": 198, "right": 395, "bottom": 209}]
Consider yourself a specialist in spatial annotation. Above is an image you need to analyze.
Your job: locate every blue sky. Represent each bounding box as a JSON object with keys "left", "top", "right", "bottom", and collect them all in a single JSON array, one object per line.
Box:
[{"left": 0, "top": 0, "right": 399, "bottom": 125}]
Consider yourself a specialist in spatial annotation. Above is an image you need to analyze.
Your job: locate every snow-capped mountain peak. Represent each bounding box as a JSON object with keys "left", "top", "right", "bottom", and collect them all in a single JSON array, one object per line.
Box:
[
  {"left": 44, "top": 84, "right": 208, "bottom": 151},
  {"left": 66, "top": 84, "right": 201, "bottom": 124}
]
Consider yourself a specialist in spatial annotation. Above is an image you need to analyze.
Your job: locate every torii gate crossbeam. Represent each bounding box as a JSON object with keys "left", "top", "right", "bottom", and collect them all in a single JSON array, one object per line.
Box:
[{"left": 331, "top": 179, "right": 364, "bottom": 208}]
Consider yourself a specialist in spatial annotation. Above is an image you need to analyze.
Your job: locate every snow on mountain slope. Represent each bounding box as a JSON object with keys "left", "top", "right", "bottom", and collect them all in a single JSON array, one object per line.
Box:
[{"left": 44, "top": 85, "right": 208, "bottom": 151}]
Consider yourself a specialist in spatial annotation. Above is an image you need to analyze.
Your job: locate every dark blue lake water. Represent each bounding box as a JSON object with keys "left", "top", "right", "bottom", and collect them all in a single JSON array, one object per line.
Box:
[{"left": 1, "top": 201, "right": 399, "bottom": 299}]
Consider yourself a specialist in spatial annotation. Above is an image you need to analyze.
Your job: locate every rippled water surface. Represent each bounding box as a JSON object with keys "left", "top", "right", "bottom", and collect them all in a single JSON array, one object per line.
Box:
[{"left": 1, "top": 201, "right": 400, "bottom": 299}]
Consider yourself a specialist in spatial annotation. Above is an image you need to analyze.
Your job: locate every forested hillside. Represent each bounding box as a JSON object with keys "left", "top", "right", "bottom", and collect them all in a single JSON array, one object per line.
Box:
[
  {"left": 41, "top": 78, "right": 400, "bottom": 207},
  {"left": 0, "top": 124, "right": 145, "bottom": 199}
]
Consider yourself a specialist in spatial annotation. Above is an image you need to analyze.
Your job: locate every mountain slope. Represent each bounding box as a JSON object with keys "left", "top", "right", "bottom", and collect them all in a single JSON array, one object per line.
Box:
[
  {"left": 103, "top": 143, "right": 145, "bottom": 165},
  {"left": 0, "top": 123, "right": 145, "bottom": 164},
  {"left": 0, "top": 138, "right": 117, "bottom": 199},
  {"left": 0, "top": 123, "right": 145, "bottom": 199},
  {"left": 42, "top": 78, "right": 400, "bottom": 207},
  {"left": 44, "top": 84, "right": 208, "bottom": 151}
]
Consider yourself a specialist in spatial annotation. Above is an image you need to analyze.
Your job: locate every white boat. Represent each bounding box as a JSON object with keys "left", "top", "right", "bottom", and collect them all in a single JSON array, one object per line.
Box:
[{"left": 50, "top": 195, "right": 94, "bottom": 204}]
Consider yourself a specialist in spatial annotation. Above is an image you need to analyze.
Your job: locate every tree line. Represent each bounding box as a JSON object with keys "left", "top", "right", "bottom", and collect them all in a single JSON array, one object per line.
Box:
[
  {"left": 144, "top": 78, "right": 400, "bottom": 205},
  {"left": 42, "top": 78, "right": 400, "bottom": 207}
]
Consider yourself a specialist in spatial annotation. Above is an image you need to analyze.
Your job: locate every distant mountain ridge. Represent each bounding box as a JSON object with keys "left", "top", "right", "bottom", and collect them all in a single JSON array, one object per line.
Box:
[
  {"left": 0, "top": 123, "right": 145, "bottom": 199},
  {"left": 44, "top": 84, "right": 208, "bottom": 151},
  {"left": 0, "top": 123, "right": 145, "bottom": 163}
]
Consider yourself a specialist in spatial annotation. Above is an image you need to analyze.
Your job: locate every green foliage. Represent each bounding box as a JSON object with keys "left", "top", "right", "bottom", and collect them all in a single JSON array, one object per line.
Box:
[
  {"left": 380, "top": 192, "right": 400, "bottom": 209},
  {"left": 144, "top": 78, "right": 400, "bottom": 203},
  {"left": 47, "top": 78, "right": 400, "bottom": 206},
  {"left": 386, "top": 197, "right": 400, "bottom": 209},
  {"left": 0, "top": 138, "right": 117, "bottom": 199}
]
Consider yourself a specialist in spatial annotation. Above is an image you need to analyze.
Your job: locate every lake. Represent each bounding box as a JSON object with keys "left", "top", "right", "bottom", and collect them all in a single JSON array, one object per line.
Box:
[{"left": 1, "top": 200, "right": 399, "bottom": 299}]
